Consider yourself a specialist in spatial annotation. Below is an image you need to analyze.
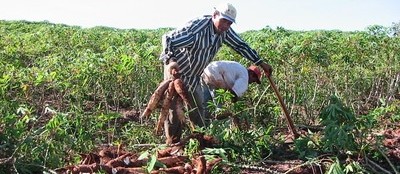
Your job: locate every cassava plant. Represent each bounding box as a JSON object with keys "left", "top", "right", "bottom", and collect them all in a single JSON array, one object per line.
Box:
[
  {"left": 320, "top": 95, "right": 357, "bottom": 154},
  {"left": 205, "top": 89, "right": 273, "bottom": 162}
]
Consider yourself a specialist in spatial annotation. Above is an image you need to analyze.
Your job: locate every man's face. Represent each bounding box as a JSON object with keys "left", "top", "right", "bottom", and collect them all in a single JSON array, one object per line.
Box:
[{"left": 213, "top": 14, "right": 233, "bottom": 33}]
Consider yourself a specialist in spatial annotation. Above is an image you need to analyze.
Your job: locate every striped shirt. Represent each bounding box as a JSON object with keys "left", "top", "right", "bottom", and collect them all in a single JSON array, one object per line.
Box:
[{"left": 160, "top": 15, "right": 263, "bottom": 90}]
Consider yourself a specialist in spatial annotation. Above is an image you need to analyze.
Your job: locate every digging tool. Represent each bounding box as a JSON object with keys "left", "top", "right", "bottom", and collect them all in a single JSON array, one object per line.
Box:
[{"left": 267, "top": 75, "right": 299, "bottom": 139}]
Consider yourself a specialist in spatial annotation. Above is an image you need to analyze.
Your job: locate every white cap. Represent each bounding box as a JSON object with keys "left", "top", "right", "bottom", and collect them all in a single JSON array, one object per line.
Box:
[{"left": 214, "top": 3, "right": 237, "bottom": 23}]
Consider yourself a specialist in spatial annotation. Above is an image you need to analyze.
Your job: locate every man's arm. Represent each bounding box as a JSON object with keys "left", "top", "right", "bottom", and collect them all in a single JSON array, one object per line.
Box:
[
  {"left": 228, "top": 88, "right": 239, "bottom": 102},
  {"left": 161, "top": 29, "right": 194, "bottom": 64},
  {"left": 160, "top": 17, "right": 210, "bottom": 64},
  {"left": 224, "top": 29, "right": 273, "bottom": 76},
  {"left": 224, "top": 28, "right": 263, "bottom": 64}
]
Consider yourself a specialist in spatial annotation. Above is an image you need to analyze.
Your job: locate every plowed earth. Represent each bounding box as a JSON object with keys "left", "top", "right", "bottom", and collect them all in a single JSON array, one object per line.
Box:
[{"left": 53, "top": 111, "right": 400, "bottom": 174}]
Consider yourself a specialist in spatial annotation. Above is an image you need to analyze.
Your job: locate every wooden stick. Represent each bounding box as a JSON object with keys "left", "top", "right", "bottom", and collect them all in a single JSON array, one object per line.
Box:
[{"left": 267, "top": 76, "right": 299, "bottom": 139}]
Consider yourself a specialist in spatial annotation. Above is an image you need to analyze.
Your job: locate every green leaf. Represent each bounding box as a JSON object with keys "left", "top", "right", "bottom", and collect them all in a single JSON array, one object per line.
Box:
[{"left": 146, "top": 154, "right": 157, "bottom": 173}]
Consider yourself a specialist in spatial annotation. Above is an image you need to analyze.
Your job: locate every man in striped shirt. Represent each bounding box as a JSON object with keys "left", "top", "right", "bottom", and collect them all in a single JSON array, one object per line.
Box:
[{"left": 160, "top": 2, "right": 273, "bottom": 144}]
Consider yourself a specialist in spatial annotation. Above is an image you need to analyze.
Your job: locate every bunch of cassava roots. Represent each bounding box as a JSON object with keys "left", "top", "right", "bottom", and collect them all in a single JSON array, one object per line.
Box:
[{"left": 140, "top": 70, "right": 191, "bottom": 138}]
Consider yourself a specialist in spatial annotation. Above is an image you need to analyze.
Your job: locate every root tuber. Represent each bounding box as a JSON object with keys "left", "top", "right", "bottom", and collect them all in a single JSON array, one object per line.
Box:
[
  {"left": 158, "top": 155, "right": 189, "bottom": 167},
  {"left": 156, "top": 80, "right": 176, "bottom": 135},
  {"left": 194, "top": 156, "right": 206, "bottom": 174},
  {"left": 71, "top": 163, "right": 99, "bottom": 174},
  {"left": 176, "top": 98, "right": 187, "bottom": 125},
  {"left": 157, "top": 146, "right": 183, "bottom": 158},
  {"left": 173, "top": 78, "right": 190, "bottom": 107},
  {"left": 105, "top": 153, "right": 133, "bottom": 167},
  {"left": 113, "top": 166, "right": 146, "bottom": 173},
  {"left": 141, "top": 79, "right": 172, "bottom": 118},
  {"left": 158, "top": 165, "right": 186, "bottom": 173}
]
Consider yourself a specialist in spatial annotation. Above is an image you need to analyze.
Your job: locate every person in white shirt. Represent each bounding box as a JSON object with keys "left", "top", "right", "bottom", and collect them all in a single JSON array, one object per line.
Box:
[{"left": 201, "top": 60, "right": 262, "bottom": 118}]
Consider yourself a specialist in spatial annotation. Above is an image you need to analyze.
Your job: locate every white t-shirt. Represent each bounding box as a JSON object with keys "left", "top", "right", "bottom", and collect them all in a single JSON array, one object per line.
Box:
[{"left": 202, "top": 61, "right": 248, "bottom": 97}]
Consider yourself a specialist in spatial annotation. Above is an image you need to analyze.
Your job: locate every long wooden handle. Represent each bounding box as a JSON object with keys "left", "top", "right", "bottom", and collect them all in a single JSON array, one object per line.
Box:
[{"left": 267, "top": 76, "right": 299, "bottom": 139}]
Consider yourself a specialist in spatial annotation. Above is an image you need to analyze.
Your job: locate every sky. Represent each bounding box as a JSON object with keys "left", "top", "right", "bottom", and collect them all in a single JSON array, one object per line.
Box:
[{"left": 0, "top": 0, "right": 399, "bottom": 33}]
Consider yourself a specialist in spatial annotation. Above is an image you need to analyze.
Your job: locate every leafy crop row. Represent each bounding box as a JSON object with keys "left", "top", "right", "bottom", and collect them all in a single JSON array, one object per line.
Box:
[{"left": 0, "top": 20, "right": 399, "bottom": 173}]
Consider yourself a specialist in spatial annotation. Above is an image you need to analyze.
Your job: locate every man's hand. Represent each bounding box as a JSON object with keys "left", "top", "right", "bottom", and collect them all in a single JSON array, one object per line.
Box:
[{"left": 260, "top": 62, "right": 273, "bottom": 77}]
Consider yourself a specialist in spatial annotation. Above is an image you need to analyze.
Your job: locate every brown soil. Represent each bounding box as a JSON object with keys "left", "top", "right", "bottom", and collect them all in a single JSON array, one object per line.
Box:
[{"left": 50, "top": 108, "right": 400, "bottom": 174}]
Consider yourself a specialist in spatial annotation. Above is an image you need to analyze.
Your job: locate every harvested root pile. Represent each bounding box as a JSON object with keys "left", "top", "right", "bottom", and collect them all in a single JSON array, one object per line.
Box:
[
  {"left": 140, "top": 70, "right": 190, "bottom": 135},
  {"left": 54, "top": 132, "right": 320, "bottom": 174},
  {"left": 54, "top": 133, "right": 221, "bottom": 174},
  {"left": 382, "top": 128, "right": 400, "bottom": 161}
]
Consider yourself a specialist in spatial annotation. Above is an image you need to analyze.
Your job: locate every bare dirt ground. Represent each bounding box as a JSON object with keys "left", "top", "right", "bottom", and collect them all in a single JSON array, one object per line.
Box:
[{"left": 53, "top": 110, "right": 400, "bottom": 174}]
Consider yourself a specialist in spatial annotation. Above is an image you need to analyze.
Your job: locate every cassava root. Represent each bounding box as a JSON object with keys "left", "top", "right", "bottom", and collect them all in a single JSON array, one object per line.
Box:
[{"left": 141, "top": 79, "right": 172, "bottom": 118}]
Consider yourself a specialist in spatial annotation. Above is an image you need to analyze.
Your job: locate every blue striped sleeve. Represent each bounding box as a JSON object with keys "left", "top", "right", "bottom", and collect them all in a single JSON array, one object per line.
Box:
[
  {"left": 224, "top": 28, "right": 263, "bottom": 65},
  {"left": 161, "top": 17, "right": 210, "bottom": 62}
]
